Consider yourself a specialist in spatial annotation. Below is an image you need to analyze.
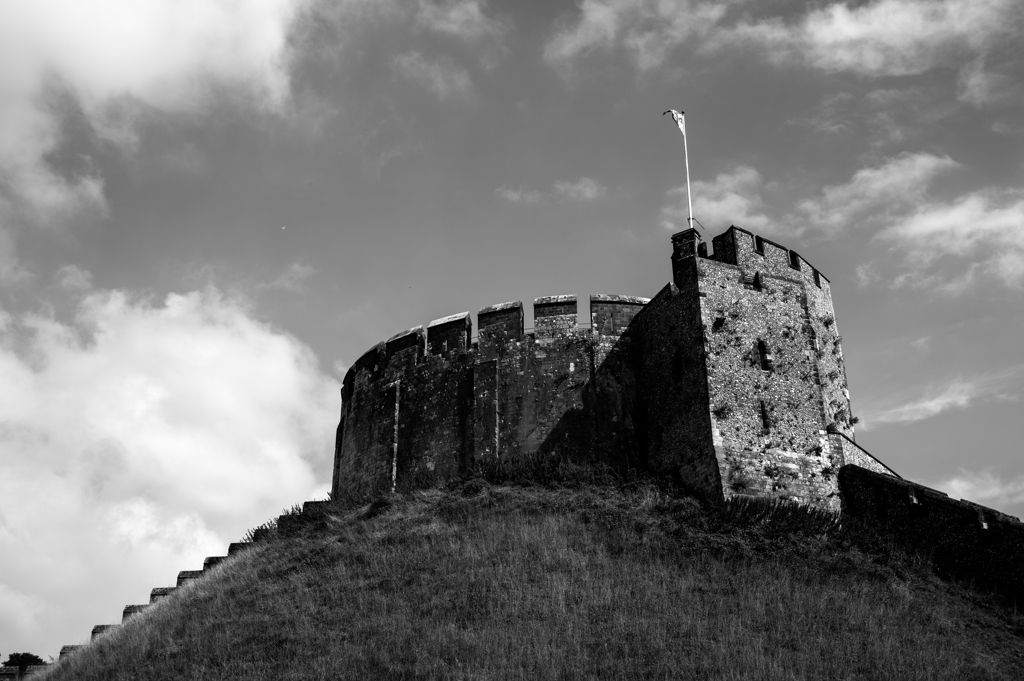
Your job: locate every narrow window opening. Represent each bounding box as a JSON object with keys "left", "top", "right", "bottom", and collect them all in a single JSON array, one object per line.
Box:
[
  {"left": 813, "top": 269, "right": 821, "bottom": 288},
  {"left": 442, "top": 339, "right": 448, "bottom": 353},
  {"left": 760, "top": 400, "right": 771, "bottom": 431},
  {"left": 757, "top": 339, "right": 773, "bottom": 371},
  {"left": 789, "top": 250, "right": 801, "bottom": 270},
  {"left": 754, "top": 235, "right": 765, "bottom": 255}
]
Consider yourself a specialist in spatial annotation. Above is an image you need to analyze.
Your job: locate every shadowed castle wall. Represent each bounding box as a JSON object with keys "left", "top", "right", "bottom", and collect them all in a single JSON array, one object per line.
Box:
[{"left": 840, "top": 465, "right": 1024, "bottom": 602}]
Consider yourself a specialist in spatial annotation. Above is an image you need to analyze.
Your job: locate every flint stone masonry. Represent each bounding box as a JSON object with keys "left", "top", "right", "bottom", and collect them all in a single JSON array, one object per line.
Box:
[{"left": 334, "top": 226, "right": 884, "bottom": 510}]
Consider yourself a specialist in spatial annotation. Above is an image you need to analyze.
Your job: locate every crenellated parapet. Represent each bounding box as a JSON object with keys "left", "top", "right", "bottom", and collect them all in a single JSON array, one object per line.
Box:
[{"left": 333, "top": 293, "right": 653, "bottom": 501}]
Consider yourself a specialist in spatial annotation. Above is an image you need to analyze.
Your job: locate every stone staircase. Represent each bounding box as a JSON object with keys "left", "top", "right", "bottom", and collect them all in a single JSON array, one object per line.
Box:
[{"left": 53, "top": 499, "right": 332, "bottom": 667}]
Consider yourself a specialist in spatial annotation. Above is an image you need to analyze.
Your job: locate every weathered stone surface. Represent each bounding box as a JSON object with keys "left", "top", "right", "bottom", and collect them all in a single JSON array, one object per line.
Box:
[
  {"left": 829, "top": 433, "right": 897, "bottom": 478},
  {"left": 227, "top": 542, "right": 249, "bottom": 556},
  {"left": 23, "top": 665, "right": 49, "bottom": 678},
  {"left": 91, "top": 624, "right": 118, "bottom": 641},
  {"left": 122, "top": 604, "right": 148, "bottom": 622},
  {"left": 150, "top": 586, "right": 175, "bottom": 603},
  {"left": 591, "top": 295, "right": 648, "bottom": 336},
  {"left": 203, "top": 556, "right": 226, "bottom": 571},
  {"left": 176, "top": 570, "right": 203, "bottom": 587},
  {"left": 534, "top": 296, "right": 577, "bottom": 340},
  {"left": 333, "top": 226, "right": 893, "bottom": 509},
  {"left": 302, "top": 500, "right": 330, "bottom": 515},
  {"left": 59, "top": 645, "right": 82, "bottom": 660},
  {"left": 0, "top": 667, "right": 16, "bottom": 680}
]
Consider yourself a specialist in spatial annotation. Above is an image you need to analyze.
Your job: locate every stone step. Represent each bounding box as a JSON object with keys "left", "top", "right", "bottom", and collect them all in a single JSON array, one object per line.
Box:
[
  {"left": 176, "top": 570, "right": 204, "bottom": 587},
  {"left": 59, "top": 645, "right": 82, "bottom": 660},
  {"left": 91, "top": 623, "right": 118, "bottom": 641},
  {"left": 203, "top": 556, "right": 226, "bottom": 571},
  {"left": 150, "top": 586, "right": 176, "bottom": 603},
  {"left": 303, "top": 500, "right": 330, "bottom": 515},
  {"left": 0, "top": 667, "right": 16, "bottom": 680},
  {"left": 122, "top": 604, "right": 149, "bottom": 622},
  {"left": 227, "top": 542, "right": 250, "bottom": 556}
]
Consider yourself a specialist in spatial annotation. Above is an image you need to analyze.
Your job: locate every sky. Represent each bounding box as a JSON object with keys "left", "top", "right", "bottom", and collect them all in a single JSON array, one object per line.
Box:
[{"left": 1, "top": 0, "right": 1023, "bottom": 659}]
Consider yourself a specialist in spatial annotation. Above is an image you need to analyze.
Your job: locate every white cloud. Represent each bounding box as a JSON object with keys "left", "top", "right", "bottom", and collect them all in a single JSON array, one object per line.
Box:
[
  {"left": 554, "top": 177, "right": 606, "bottom": 201},
  {"left": 663, "top": 166, "right": 772, "bottom": 234},
  {"left": 0, "top": 282, "right": 338, "bottom": 655},
  {"left": 721, "top": 0, "right": 1016, "bottom": 77},
  {"left": 544, "top": 0, "right": 730, "bottom": 73},
  {"left": 415, "top": 0, "right": 503, "bottom": 42},
  {"left": 259, "top": 261, "right": 316, "bottom": 294},
  {"left": 956, "top": 58, "right": 1018, "bottom": 107},
  {"left": 393, "top": 51, "right": 473, "bottom": 100},
  {"left": 56, "top": 264, "right": 94, "bottom": 292},
  {"left": 796, "top": 153, "right": 959, "bottom": 235},
  {"left": 789, "top": 92, "right": 854, "bottom": 133},
  {"left": 858, "top": 368, "right": 1022, "bottom": 429},
  {"left": 879, "top": 189, "right": 1024, "bottom": 290},
  {"left": 933, "top": 470, "right": 1024, "bottom": 512},
  {"left": 0, "top": 0, "right": 306, "bottom": 229},
  {"left": 496, "top": 186, "right": 543, "bottom": 204}
]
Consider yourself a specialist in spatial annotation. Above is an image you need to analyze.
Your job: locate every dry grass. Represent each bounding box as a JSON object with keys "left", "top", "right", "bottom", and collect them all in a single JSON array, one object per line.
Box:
[{"left": 39, "top": 482, "right": 1024, "bottom": 680}]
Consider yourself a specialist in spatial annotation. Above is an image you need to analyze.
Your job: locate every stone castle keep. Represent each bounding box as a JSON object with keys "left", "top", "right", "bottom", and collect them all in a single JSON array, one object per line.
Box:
[{"left": 333, "top": 225, "right": 897, "bottom": 509}]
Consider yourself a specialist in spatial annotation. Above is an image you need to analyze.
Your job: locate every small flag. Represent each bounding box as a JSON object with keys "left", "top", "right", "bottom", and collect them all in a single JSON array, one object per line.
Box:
[{"left": 663, "top": 109, "right": 686, "bottom": 136}]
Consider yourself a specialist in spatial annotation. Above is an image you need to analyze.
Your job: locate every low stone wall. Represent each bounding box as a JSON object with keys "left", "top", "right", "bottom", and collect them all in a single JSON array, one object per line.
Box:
[{"left": 839, "top": 464, "right": 1024, "bottom": 602}]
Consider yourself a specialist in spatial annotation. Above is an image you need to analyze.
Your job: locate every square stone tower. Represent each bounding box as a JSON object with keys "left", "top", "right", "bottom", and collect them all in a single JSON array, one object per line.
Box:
[{"left": 628, "top": 227, "right": 872, "bottom": 508}]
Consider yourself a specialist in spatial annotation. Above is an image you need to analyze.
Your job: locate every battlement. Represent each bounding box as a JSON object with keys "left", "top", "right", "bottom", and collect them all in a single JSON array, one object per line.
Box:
[
  {"left": 342, "top": 293, "right": 654, "bottom": 391},
  {"left": 707, "top": 225, "right": 829, "bottom": 290}
]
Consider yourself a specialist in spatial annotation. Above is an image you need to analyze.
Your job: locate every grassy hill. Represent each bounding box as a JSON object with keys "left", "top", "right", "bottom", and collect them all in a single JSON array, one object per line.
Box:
[{"left": 38, "top": 479, "right": 1024, "bottom": 680}]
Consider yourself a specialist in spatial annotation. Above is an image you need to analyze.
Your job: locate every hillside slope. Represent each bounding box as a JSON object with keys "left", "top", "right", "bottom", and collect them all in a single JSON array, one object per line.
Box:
[{"left": 39, "top": 481, "right": 1024, "bottom": 680}]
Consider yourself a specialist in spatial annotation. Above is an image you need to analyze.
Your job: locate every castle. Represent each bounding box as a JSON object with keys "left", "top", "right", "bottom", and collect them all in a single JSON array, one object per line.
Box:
[
  {"left": 40, "top": 226, "right": 1024, "bottom": 669},
  {"left": 333, "top": 225, "right": 897, "bottom": 509}
]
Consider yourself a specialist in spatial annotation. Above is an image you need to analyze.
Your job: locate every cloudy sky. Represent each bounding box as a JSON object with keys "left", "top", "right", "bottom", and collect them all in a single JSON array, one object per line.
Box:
[{"left": 2, "top": 0, "right": 1023, "bottom": 659}]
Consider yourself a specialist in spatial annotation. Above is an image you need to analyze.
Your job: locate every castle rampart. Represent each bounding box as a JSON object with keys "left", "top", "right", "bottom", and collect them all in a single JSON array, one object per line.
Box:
[
  {"left": 332, "top": 226, "right": 889, "bottom": 509},
  {"left": 839, "top": 465, "right": 1024, "bottom": 602}
]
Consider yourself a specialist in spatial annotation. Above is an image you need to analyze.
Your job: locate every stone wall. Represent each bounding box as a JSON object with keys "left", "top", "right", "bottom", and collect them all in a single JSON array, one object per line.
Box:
[
  {"left": 334, "top": 295, "right": 649, "bottom": 502},
  {"left": 687, "top": 228, "right": 843, "bottom": 508},
  {"left": 839, "top": 465, "right": 1024, "bottom": 602}
]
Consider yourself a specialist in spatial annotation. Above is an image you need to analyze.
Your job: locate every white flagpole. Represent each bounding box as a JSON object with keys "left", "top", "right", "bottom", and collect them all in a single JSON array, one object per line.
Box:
[
  {"left": 680, "top": 112, "right": 693, "bottom": 230},
  {"left": 663, "top": 109, "right": 696, "bottom": 234}
]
